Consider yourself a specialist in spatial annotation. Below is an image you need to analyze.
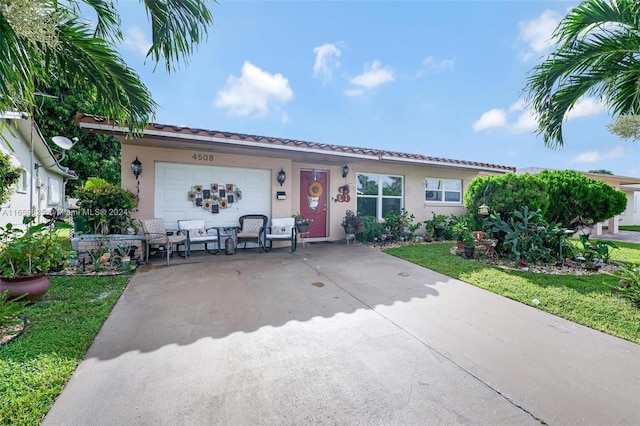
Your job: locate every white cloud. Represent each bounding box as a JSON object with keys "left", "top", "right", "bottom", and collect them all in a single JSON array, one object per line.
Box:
[
  {"left": 518, "top": 10, "right": 561, "bottom": 61},
  {"left": 566, "top": 98, "right": 605, "bottom": 121},
  {"left": 422, "top": 55, "right": 455, "bottom": 73},
  {"left": 214, "top": 61, "right": 293, "bottom": 117},
  {"left": 511, "top": 110, "right": 538, "bottom": 134},
  {"left": 472, "top": 109, "right": 507, "bottom": 131},
  {"left": 122, "top": 26, "right": 151, "bottom": 56},
  {"left": 345, "top": 60, "right": 394, "bottom": 96},
  {"left": 570, "top": 145, "right": 628, "bottom": 163},
  {"left": 281, "top": 112, "right": 289, "bottom": 124},
  {"left": 312, "top": 43, "right": 342, "bottom": 83}
]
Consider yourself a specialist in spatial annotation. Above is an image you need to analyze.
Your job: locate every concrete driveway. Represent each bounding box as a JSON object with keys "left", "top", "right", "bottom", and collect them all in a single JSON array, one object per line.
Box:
[{"left": 43, "top": 243, "right": 639, "bottom": 425}]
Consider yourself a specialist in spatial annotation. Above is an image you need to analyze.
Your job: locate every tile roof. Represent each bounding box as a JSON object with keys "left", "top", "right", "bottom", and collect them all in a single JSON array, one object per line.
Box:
[{"left": 76, "top": 113, "right": 516, "bottom": 172}]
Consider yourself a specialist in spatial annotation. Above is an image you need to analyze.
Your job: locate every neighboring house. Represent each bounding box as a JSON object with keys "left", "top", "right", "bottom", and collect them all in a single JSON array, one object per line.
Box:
[
  {"left": 1, "top": 112, "right": 77, "bottom": 228},
  {"left": 76, "top": 113, "right": 515, "bottom": 243},
  {"left": 519, "top": 167, "right": 640, "bottom": 233}
]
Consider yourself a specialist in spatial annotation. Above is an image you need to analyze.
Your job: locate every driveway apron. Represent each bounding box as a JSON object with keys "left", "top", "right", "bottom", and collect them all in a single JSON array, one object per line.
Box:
[{"left": 43, "top": 243, "right": 639, "bottom": 425}]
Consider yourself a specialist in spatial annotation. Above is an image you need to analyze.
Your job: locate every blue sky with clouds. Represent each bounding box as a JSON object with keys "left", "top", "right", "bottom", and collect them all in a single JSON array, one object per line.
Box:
[{"left": 112, "top": 0, "right": 638, "bottom": 177}]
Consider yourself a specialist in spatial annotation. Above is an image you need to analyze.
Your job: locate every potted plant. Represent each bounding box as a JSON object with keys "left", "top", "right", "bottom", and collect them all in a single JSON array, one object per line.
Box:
[
  {"left": 0, "top": 216, "right": 72, "bottom": 300},
  {"left": 292, "top": 212, "right": 313, "bottom": 233},
  {"left": 342, "top": 210, "right": 364, "bottom": 235},
  {"left": 462, "top": 229, "right": 476, "bottom": 259},
  {"left": 424, "top": 212, "right": 448, "bottom": 241},
  {"left": 113, "top": 242, "right": 132, "bottom": 269}
]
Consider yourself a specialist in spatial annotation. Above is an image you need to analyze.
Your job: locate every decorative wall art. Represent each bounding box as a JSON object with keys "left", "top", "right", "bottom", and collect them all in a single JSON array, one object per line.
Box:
[{"left": 187, "top": 183, "right": 242, "bottom": 214}]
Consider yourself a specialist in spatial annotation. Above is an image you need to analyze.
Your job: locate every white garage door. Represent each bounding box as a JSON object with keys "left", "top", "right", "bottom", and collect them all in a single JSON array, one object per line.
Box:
[{"left": 155, "top": 162, "right": 271, "bottom": 230}]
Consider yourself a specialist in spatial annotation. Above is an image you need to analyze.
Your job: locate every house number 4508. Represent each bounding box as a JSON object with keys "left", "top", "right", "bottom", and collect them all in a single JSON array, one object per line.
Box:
[{"left": 192, "top": 153, "right": 214, "bottom": 161}]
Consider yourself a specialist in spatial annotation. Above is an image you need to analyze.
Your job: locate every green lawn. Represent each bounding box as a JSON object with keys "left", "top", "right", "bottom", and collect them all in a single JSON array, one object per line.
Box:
[
  {"left": 0, "top": 275, "right": 130, "bottom": 425},
  {"left": 619, "top": 225, "right": 640, "bottom": 232},
  {"left": 385, "top": 241, "right": 640, "bottom": 344}
]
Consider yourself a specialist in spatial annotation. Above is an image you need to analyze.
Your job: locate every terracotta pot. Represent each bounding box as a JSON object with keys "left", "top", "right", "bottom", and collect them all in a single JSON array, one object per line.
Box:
[{"left": 0, "top": 274, "right": 51, "bottom": 301}]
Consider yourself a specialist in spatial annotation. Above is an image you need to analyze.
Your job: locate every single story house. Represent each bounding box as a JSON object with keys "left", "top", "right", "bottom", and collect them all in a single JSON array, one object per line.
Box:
[
  {"left": 76, "top": 113, "right": 515, "bottom": 244},
  {"left": 1, "top": 112, "right": 77, "bottom": 228}
]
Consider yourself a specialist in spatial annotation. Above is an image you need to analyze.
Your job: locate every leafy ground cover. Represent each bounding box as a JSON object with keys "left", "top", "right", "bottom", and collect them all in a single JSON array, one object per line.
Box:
[
  {"left": 385, "top": 240, "right": 640, "bottom": 344},
  {"left": 0, "top": 275, "right": 130, "bottom": 425}
]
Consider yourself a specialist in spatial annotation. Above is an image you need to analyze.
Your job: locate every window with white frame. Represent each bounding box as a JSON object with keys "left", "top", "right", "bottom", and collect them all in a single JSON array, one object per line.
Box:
[
  {"left": 425, "top": 178, "right": 462, "bottom": 203},
  {"left": 356, "top": 173, "right": 403, "bottom": 219}
]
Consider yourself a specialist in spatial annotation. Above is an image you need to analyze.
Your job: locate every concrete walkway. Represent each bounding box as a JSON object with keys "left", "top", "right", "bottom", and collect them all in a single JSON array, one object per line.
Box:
[{"left": 43, "top": 243, "right": 639, "bottom": 425}]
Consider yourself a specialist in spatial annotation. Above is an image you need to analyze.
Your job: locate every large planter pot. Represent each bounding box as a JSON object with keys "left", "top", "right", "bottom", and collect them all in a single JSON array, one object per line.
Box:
[
  {"left": 463, "top": 245, "right": 475, "bottom": 259},
  {"left": 296, "top": 223, "right": 309, "bottom": 233},
  {"left": 0, "top": 274, "right": 51, "bottom": 301},
  {"left": 343, "top": 224, "right": 356, "bottom": 235},
  {"left": 434, "top": 226, "right": 445, "bottom": 241}
]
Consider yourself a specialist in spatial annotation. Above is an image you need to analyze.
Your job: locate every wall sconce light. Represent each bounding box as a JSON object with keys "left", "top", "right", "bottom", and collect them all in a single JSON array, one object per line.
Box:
[
  {"left": 342, "top": 164, "right": 349, "bottom": 178},
  {"left": 277, "top": 168, "right": 286, "bottom": 186},
  {"left": 131, "top": 157, "right": 142, "bottom": 179}
]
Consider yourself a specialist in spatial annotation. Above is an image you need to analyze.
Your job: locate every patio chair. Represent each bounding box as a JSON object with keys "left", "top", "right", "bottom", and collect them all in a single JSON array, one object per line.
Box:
[
  {"left": 177, "top": 219, "right": 221, "bottom": 255},
  {"left": 140, "top": 218, "right": 187, "bottom": 265},
  {"left": 236, "top": 214, "right": 268, "bottom": 250},
  {"left": 263, "top": 217, "right": 297, "bottom": 252}
]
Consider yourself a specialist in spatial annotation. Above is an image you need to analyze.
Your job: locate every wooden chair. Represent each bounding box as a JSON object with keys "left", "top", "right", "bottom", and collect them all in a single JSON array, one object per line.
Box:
[
  {"left": 263, "top": 217, "right": 297, "bottom": 252},
  {"left": 177, "top": 219, "right": 221, "bottom": 255},
  {"left": 236, "top": 214, "right": 268, "bottom": 250},
  {"left": 139, "top": 218, "right": 187, "bottom": 265}
]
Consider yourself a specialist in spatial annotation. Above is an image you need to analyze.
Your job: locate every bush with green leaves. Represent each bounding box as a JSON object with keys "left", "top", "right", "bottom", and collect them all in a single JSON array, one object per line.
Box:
[
  {"left": 359, "top": 216, "right": 386, "bottom": 242},
  {"left": 465, "top": 173, "right": 549, "bottom": 223},
  {"left": 383, "top": 208, "right": 421, "bottom": 240},
  {"left": 538, "top": 170, "right": 627, "bottom": 229},
  {"left": 73, "top": 178, "right": 136, "bottom": 234},
  {"left": 0, "top": 153, "right": 21, "bottom": 206},
  {"left": 617, "top": 265, "right": 640, "bottom": 308},
  {"left": 577, "top": 236, "right": 618, "bottom": 263},
  {"left": 485, "top": 206, "right": 564, "bottom": 263}
]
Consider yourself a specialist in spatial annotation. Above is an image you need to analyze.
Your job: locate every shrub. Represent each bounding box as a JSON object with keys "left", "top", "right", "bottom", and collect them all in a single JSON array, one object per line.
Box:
[
  {"left": 617, "top": 265, "right": 640, "bottom": 308},
  {"left": 465, "top": 173, "right": 549, "bottom": 223},
  {"left": 577, "top": 236, "right": 618, "bottom": 263},
  {"left": 538, "top": 170, "right": 627, "bottom": 229},
  {"left": 485, "top": 206, "right": 564, "bottom": 263},
  {"left": 383, "top": 208, "right": 421, "bottom": 240},
  {"left": 0, "top": 153, "right": 21, "bottom": 206},
  {"left": 73, "top": 178, "right": 136, "bottom": 234},
  {"left": 359, "top": 216, "right": 385, "bottom": 242}
]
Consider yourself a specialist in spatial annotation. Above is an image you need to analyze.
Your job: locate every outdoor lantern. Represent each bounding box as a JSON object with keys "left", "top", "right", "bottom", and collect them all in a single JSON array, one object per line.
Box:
[
  {"left": 277, "top": 168, "right": 286, "bottom": 186},
  {"left": 131, "top": 157, "right": 142, "bottom": 179},
  {"left": 342, "top": 164, "right": 349, "bottom": 178},
  {"left": 478, "top": 204, "right": 489, "bottom": 216}
]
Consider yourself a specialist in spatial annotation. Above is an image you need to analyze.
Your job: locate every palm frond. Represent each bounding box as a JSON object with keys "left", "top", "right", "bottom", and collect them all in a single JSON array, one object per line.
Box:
[{"left": 142, "top": 0, "right": 215, "bottom": 72}]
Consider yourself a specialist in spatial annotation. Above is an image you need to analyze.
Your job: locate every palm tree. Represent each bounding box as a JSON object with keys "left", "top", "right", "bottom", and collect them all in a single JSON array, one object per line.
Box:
[
  {"left": 0, "top": 0, "right": 214, "bottom": 133},
  {"left": 523, "top": 0, "right": 640, "bottom": 149}
]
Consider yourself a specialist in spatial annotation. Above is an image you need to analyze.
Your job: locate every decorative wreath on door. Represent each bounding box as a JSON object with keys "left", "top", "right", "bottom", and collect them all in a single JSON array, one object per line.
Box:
[{"left": 308, "top": 181, "right": 323, "bottom": 197}]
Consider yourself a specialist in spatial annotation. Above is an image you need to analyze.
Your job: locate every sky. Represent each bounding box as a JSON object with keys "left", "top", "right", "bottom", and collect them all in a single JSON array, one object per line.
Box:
[{"left": 110, "top": 0, "right": 639, "bottom": 177}]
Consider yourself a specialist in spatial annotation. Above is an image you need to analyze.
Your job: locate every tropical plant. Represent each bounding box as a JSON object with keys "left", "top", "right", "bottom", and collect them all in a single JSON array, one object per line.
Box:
[
  {"left": 577, "top": 235, "right": 618, "bottom": 262},
  {"left": 616, "top": 265, "right": 640, "bottom": 308},
  {"left": 0, "top": 0, "right": 214, "bottom": 134},
  {"left": 33, "top": 85, "right": 121, "bottom": 191},
  {"left": 0, "top": 216, "right": 72, "bottom": 278},
  {"left": 523, "top": 0, "right": 640, "bottom": 148},
  {"left": 73, "top": 178, "right": 136, "bottom": 234},
  {"left": 485, "top": 206, "right": 564, "bottom": 263},
  {"left": 383, "top": 208, "right": 421, "bottom": 240},
  {"left": 608, "top": 115, "right": 640, "bottom": 141}
]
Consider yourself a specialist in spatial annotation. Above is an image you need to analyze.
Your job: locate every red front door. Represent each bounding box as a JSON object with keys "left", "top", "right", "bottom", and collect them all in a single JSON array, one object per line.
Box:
[{"left": 300, "top": 170, "right": 328, "bottom": 238}]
